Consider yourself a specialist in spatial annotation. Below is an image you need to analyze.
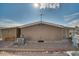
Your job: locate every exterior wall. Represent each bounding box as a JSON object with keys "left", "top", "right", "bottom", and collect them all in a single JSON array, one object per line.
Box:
[
  {"left": 0, "top": 30, "right": 2, "bottom": 38},
  {"left": 21, "top": 24, "right": 65, "bottom": 42},
  {"left": 2, "top": 28, "right": 19, "bottom": 41},
  {"left": 0, "top": 29, "right": 2, "bottom": 40},
  {"left": 64, "top": 28, "right": 74, "bottom": 39},
  {"left": 64, "top": 29, "right": 69, "bottom": 38}
]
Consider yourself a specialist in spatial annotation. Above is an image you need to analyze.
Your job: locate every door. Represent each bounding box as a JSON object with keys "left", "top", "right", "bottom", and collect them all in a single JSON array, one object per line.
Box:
[{"left": 17, "top": 28, "right": 21, "bottom": 38}]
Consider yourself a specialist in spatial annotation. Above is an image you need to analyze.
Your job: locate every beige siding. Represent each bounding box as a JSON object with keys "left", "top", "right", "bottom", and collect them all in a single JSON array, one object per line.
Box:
[
  {"left": 2, "top": 28, "right": 18, "bottom": 41},
  {"left": 64, "top": 29, "right": 70, "bottom": 38},
  {"left": 21, "top": 24, "right": 65, "bottom": 42},
  {"left": 0, "top": 29, "right": 2, "bottom": 40}
]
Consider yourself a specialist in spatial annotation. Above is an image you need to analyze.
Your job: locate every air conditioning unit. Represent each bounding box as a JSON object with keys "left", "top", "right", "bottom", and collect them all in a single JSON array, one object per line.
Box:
[{"left": 17, "top": 38, "right": 25, "bottom": 45}]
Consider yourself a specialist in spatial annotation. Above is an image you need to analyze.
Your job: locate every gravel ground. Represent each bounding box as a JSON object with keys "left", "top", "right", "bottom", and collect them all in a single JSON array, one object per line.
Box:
[
  {"left": 0, "top": 51, "right": 79, "bottom": 56},
  {"left": 0, "top": 40, "right": 77, "bottom": 56},
  {"left": 0, "top": 51, "right": 15, "bottom": 56},
  {"left": 0, "top": 51, "right": 69, "bottom": 56}
]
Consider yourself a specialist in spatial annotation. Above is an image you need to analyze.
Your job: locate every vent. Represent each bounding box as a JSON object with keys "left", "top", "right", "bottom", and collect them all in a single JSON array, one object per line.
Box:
[{"left": 38, "top": 40, "right": 44, "bottom": 43}]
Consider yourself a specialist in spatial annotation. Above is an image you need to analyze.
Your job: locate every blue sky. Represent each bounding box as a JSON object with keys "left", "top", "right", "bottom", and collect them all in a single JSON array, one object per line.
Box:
[{"left": 0, "top": 3, "right": 79, "bottom": 27}]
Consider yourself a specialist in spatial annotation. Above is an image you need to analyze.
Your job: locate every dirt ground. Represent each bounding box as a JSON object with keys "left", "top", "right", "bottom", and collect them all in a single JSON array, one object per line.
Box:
[
  {"left": 0, "top": 40, "right": 78, "bottom": 56},
  {"left": 0, "top": 51, "right": 69, "bottom": 56}
]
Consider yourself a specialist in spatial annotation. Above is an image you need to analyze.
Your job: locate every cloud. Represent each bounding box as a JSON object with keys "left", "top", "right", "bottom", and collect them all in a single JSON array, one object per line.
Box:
[
  {"left": 0, "top": 18, "right": 23, "bottom": 27},
  {"left": 64, "top": 12, "right": 79, "bottom": 27},
  {"left": 64, "top": 12, "right": 79, "bottom": 22},
  {"left": 68, "top": 19, "right": 79, "bottom": 27}
]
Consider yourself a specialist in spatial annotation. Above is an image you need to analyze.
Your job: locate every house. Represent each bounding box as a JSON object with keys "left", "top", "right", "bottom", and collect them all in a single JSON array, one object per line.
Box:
[
  {"left": 0, "top": 21, "right": 74, "bottom": 41},
  {"left": 0, "top": 27, "right": 20, "bottom": 41},
  {"left": 20, "top": 21, "right": 68, "bottom": 43},
  {"left": 0, "top": 21, "right": 75, "bottom": 51}
]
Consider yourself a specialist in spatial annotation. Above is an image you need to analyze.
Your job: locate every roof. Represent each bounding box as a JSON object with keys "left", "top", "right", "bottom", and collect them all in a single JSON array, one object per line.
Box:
[
  {"left": 0, "top": 27, "right": 19, "bottom": 30},
  {"left": 19, "top": 21, "right": 65, "bottom": 28},
  {"left": 0, "top": 27, "right": 4, "bottom": 29},
  {"left": 64, "top": 27, "right": 75, "bottom": 29},
  {"left": 0, "top": 21, "right": 75, "bottom": 30}
]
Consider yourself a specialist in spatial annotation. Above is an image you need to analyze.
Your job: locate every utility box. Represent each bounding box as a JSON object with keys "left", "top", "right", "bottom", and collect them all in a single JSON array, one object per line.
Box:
[
  {"left": 16, "top": 38, "right": 25, "bottom": 46},
  {"left": 72, "top": 26, "right": 79, "bottom": 48}
]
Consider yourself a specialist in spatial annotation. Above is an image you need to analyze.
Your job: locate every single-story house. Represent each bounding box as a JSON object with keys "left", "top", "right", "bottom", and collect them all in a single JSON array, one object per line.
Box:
[
  {"left": 0, "top": 21, "right": 74, "bottom": 42},
  {"left": 20, "top": 21, "right": 74, "bottom": 43},
  {"left": 0, "top": 21, "right": 75, "bottom": 51}
]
